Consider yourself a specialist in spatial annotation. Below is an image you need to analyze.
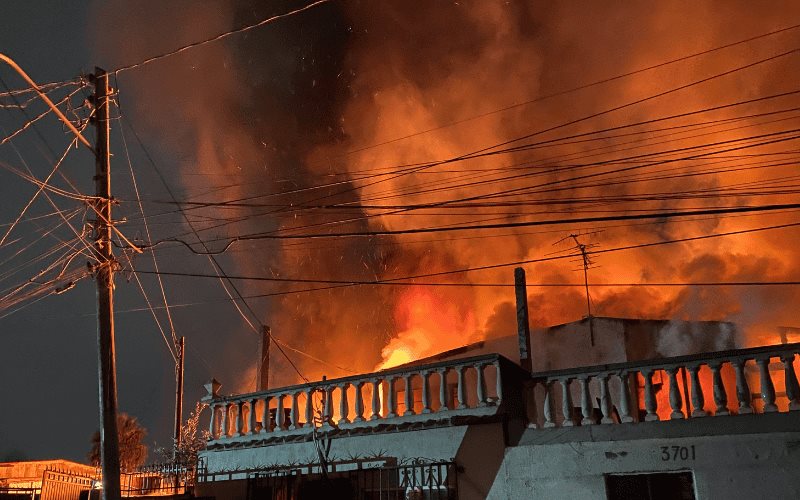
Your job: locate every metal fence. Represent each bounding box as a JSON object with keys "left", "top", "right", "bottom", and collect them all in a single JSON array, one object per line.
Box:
[
  {"left": 39, "top": 470, "right": 94, "bottom": 500},
  {"left": 120, "top": 460, "right": 197, "bottom": 497},
  {"left": 245, "top": 460, "right": 458, "bottom": 500}
]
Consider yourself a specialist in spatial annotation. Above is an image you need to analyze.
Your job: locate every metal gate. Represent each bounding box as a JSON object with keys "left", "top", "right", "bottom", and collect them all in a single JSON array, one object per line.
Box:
[
  {"left": 39, "top": 470, "right": 95, "bottom": 500},
  {"left": 247, "top": 461, "right": 458, "bottom": 500}
]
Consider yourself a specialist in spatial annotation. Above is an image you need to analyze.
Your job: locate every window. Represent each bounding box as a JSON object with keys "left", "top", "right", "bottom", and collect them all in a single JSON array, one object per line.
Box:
[{"left": 605, "top": 471, "right": 696, "bottom": 500}]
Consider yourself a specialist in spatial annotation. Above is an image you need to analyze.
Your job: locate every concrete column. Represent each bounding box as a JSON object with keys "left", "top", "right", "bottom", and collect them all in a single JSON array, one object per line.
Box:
[
  {"left": 494, "top": 361, "right": 503, "bottom": 404},
  {"left": 403, "top": 375, "right": 415, "bottom": 416},
  {"left": 338, "top": 384, "right": 351, "bottom": 425},
  {"left": 456, "top": 366, "right": 467, "bottom": 410},
  {"left": 249, "top": 399, "right": 258, "bottom": 434},
  {"left": 386, "top": 378, "right": 397, "bottom": 418},
  {"left": 219, "top": 404, "right": 229, "bottom": 438},
  {"left": 756, "top": 357, "right": 778, "bottom": 412},
  {"left": 642, "top": 370, "right": 659, "bottom": 421},
  {"left": 370, "top": 380, "right": 381, "bottom": 420},
  {"left": 207, "top": 404, "right": 217, "bottom": 439},
  {"left": 560, "top": 378, "right": 574, "bottom": 427},
  {"left": 234, "top": 401, "right": 244, "bottom": 436},
  {"left": 304, "top": 390, "right": 314, "bottom": 427},
  {"left": 688, "top": 365, "right": 707, "bottom": 417},
  {"left": 289, "top": 392, "right": 300, "bottom": 430},
  {"left": 579, "top": 376, "right": 595, "bottom": 425},
  {"left": 261, "top": 396, "right": 272, "bottom": 433},
  {"left": 709, "top": 362, "right": 729, "bottom": 416},
  {"left": 476, "top": 364, "right": 488, "bottom": 407},
  {"left": 275, "top": 395, "right": 285, "bottom": 431},
  {"left": 599, "top": 374, "right": 613, "bottom": 424},
  {"left": 543, "top": 382, "right": 556, "bottom": 428},
  {"left": 420, "top": 372, "right": 432, "bottom": 414},
  {"left": 437, "top": 369, "right": 449, "bottom": 412},
  {"left": 618, "top": 372, "right": 634, "bottom": 423},
  {"left": 353, "top": 382, "right": 365, "bottom": 422},
  {"left": 732, "top": 359, "right": 753, "bottom": 414},
  {"left": 781, "top": 354, "right": 800, "bottom": 410},
  {"left": 666, "top": 368, "right": 685, "bottom": 420}
]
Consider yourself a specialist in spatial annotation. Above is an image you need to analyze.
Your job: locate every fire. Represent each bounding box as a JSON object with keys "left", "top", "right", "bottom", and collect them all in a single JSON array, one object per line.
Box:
[
  {"left": 98, "top": 1, "right": 800, "bottom": 390},
  {"left": 376, "top": 286, "right": 477, "bottom": 370}
]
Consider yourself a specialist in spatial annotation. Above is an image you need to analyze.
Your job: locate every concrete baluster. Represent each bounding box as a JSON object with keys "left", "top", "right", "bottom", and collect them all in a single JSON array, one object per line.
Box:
[
  {"left": 323, "top": 386, "right": 335, "bottom": 426},
  {"left": 370, "top": 379, "right": 381, "bottom": 420},
  {"left": 304, "top": 390, "right": 314, "bottom": 427},
  {"left": 781, "top": 353, "right": 800, "bottom": 410},
  {"left": 687, "top": 365, "right": 707, "bottom": 417},
  {"left": 249, "top": 399, "right": 258, "bottom": 434},
  {"left": 732, "top": 359, "right": 753, "bottom": 414},
  {"left": 338, "top": 383, "right": 351, "bottom": 425},
  {"left": 386, "top": 378, "right": 398, "bottom": 418},
  {"left": 643, "top": 370, "right": 659, "bottom": 421},
  {"left": 560, "top": 378, "right": 574, "bottom": 427},
  {"left": 618, "top": 372, "right": 633, "bottom": 423},
  {"left": 543, "top": 381, "right": 556, "bottom": 428},
  {"left": 421, "top": 372, "right": 432, "bottom": 414},
  {"left": 234, "top": 401, "right": 244, "bottom": 436},
  {"left": 756, "top": 357, "right": 778, "bottom": 412},
  {"left": 579, "top": 376, "right": 595, "bottom": 425},
  {"left": 438, "top": 369, "right": 449, "bottom": 411},
  {"left": 403, "top": 375, "right": 415, "bottom": 416},
  {"left": 289, "top": 393, "right": 300, "bottom": 430},
  {"left": 353, "top": 382, "right": 366, "bottom": 422},
  {"left": 708, "top": 362, "right": 729, "bottom": 416},
  {"left": 260, "top": 396, "right": 271, "bottom": 433},
  {"left": 275, "top": 394, "right": 285, "bottom": 431},
  {"left": 476, "top": 364, "right": 488, "bottom": 407},
  {"left": 666, "top": 368, "right": 685, "bottom": 420},
  {"left": 208, "top": 404, "right": 217, "bottom": 439},
  {"left": 494, "top": 360, "right": 504, "bottom": 405},
  {"left": 220, "top": 404, "right": 230, "bottom": 437},
  {"left": 599, "top": 374, "right": 613, "bottom": 424},
  {"left": 455, "top": 366, "right": 468, "bottom": 409}
]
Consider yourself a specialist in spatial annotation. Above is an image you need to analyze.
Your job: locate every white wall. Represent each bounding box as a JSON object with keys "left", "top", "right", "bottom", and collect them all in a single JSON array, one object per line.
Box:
[{"left": 488, "top": 430, "right": 800, "bottom": 499}]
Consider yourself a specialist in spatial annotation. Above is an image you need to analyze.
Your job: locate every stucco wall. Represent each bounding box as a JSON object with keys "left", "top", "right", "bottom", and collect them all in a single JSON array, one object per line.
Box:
[
  {"left": 487, "top": 427, "right": 800, "bottom": 499},
  {"left": 201, "top": 422, "right": 509, "bottom": 500}
]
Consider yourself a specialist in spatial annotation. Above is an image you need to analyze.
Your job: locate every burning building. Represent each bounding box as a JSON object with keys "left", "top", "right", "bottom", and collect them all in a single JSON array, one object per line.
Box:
[{"left": 194, "top": 271, "right": 800, "bottom": 499}]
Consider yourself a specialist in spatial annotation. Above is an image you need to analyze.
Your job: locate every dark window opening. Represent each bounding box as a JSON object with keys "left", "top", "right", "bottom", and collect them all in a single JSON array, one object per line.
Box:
[{"left": 605, "top": 471, "right": 695, "bottom": 500}]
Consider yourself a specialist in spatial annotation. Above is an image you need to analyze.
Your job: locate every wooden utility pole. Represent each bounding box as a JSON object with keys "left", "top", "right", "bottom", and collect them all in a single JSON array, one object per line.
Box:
[
  {"left": 258, "top": 326, "right": 271, "bottom": 391},
  {"left": 174, "top": 336, "right": 185, "bottom": 457},
  {"left": 92, "top": 67, "right": 122, "bottom": 500},
  {"left": 514, "top": 267, "right": 532, "bottom": 372}
]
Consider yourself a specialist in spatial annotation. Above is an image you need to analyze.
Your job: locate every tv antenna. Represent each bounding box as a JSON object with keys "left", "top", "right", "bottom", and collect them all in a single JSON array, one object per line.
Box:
[{"left": 554, "top": 231, "right": 601, "bottom": 345}]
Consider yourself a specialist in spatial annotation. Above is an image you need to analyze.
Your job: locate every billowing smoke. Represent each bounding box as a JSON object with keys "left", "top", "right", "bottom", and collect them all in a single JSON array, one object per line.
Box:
[{"left": 92, "top": 0, "right": 800, "bottom": 393}]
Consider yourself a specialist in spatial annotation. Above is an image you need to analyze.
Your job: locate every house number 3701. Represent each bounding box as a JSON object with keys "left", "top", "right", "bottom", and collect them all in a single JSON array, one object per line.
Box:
[{"left": 660, "top": 445, "right": 696, "bottom": 461}]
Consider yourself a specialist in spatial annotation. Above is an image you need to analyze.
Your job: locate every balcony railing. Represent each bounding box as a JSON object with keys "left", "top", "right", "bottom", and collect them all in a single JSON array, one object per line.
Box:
[
  {"left": 204, "top": 353, "right": 526, "bottom": 446},
  {"left": 525, "top": 342, "right": 800, "bottom": 428}
]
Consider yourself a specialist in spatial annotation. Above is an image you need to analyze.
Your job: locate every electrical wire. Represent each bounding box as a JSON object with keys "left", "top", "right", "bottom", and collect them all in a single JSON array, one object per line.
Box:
[{"left": 112, "top": 0, "right": 332, "bottom": 75}]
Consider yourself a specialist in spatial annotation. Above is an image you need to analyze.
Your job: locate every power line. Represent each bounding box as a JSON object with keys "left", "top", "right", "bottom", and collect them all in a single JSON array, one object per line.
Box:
[
  {"left": 132, "top": 220, "right": 800, "bottom": 289},
  {"left": 328, "top": 22, "right": 800, "bottom": 159},
  {"left": 113, "top": 0, "right": 332, "bottom": 75},
  {"left": 148, "top": 202, "right": 800, "bottom": 253},
  {"left": 117, "top": 93, "right": 311, "bottom": 382}
]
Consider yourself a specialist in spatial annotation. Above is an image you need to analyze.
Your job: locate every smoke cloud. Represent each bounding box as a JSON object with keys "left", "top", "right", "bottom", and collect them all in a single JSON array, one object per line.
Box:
[{"left": 92, "top": 0, "right": 800, "bottom": 399}]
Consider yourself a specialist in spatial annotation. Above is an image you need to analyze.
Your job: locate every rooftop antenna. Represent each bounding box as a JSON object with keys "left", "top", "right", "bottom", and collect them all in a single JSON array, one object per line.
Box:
[{"left": 554, "top": 232, "right": 601, "bottom": 346}]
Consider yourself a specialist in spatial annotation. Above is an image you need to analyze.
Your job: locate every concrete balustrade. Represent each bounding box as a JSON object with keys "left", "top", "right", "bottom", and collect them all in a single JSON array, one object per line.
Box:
[
  {"left": 204, "top": 354, "right": 519, "bottom": 443},
  {"left": 526, "top": 343, "right": 800, "bottom": 429}
]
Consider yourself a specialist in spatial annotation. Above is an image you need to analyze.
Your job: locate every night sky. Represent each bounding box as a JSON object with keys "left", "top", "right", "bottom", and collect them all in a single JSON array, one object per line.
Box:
[{"left": 2, "top": 0, "right": 800, "bottom": 463}]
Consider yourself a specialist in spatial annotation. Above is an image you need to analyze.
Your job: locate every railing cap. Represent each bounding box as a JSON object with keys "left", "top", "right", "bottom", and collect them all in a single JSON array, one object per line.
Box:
[
  {"left": 210, "top": 352, "right": 510, "bottom": 404},
  {"left": 530, "top": 342, "right": 800, "bottom": 380}
]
